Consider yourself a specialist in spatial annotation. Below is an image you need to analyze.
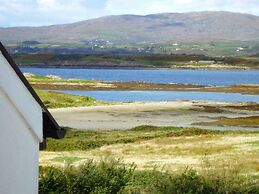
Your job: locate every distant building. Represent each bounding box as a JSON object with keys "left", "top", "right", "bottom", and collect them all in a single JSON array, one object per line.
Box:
[
  {"left": 189, "top": 60, "right": 198, "bottom": 64},
  {"left": 0, "top": 42, "right": 65, "bottom": 194}
]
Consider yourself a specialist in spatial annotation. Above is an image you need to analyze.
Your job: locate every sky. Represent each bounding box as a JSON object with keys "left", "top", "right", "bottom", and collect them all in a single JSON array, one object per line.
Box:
[{"left": 1, "top": 0, "right": 259, "bottom": 27}]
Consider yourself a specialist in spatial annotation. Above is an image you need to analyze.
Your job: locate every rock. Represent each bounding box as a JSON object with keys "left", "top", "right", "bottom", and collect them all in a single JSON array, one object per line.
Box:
[
  {"left": 46, "top": 75, "right": 62, "bottom": 80},
  {"left": 23, "top": 72, "right": 35, "bottom": 78}
]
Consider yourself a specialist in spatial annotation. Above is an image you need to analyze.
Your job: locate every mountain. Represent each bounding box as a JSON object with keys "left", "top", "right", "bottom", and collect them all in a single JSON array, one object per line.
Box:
[{"left": 1, "top": 11, "right": 259, "bottom": 44}]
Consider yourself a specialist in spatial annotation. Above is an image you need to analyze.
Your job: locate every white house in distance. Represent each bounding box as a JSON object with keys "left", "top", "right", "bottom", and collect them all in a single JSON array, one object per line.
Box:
[{"left": 0, "top": 42, "right": 66, "bottom": 194}]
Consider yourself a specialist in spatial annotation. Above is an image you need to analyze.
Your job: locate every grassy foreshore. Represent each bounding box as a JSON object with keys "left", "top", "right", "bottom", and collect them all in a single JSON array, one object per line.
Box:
[
  {"left": 36, "top": 90, "right": 103, "bottom": 108},
  {"left": 27, "top": 74, "right": 259, "bottom": 95}
]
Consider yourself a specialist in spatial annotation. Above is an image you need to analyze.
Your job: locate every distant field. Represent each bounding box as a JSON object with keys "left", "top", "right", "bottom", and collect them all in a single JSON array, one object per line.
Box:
[
  {"left": 14, "top": 53, "right": 259, "bottom": 69},
  {"left": 7, "top": 41, "right": 259, "bottom": 56},
  {"left": 8, "top": 41, "right": 259, "bottom": 69}
]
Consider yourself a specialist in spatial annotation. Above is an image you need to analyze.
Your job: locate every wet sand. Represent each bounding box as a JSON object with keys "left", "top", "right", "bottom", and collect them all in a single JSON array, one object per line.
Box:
[{"left": 50, "top": 101, "right": 259, "bottom": 131}]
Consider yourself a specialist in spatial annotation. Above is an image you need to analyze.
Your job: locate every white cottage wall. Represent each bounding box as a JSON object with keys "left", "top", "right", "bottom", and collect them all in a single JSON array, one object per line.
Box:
[
  {"left": 0, "top": 88, "right": 39, "bottom": 194},
  {"left": 0, "top": 52, "right": 42, "bottom": 141},
  {"left": 0, "top": 51, "right": 43, "bottom": 194}
]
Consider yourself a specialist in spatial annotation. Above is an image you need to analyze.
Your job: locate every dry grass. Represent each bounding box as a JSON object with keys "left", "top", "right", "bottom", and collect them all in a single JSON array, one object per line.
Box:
[
  {"left": 40, "top": 132, "right": 259, "bottom": 177},
  {"left": 195, "top": 116, "right": 259, "bottom": 128},
  {"left": 223, "top": 103, "right": 259, "bottom": 111},
  {"left": 203, "top": 85, "right": 259, "bottom": 95}
]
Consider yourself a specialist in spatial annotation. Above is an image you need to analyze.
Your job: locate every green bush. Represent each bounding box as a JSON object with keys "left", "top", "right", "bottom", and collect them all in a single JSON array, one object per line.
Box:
[
  {"left": 39, "top": 160, "right": 259, "bottom": 194},
  {"left": 123, "top": 168, "right": 259, "bottom": 194},
  {"left": 39, "top": 160, "right": 135, "bottom": 194}
]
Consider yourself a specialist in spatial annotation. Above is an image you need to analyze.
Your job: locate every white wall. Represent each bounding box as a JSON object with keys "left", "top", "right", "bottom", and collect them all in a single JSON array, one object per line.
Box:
[
  {"left": 0, "top": 88, "right": 39, "bottom": 194},
  {"left": 0, "top": 53, "right": 43, "bottom": 194},
  {"left": 0, "top": 52, "right": 42, "bottom": 141}
]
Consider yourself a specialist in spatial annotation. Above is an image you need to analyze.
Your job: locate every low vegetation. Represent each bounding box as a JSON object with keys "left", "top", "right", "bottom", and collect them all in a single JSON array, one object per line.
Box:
[
  {"left": 39, "top": 159, "right": 259, "bottom": 194},
  {"left": 204, "top": 85, "right": 259, "bottom": 95},
  {"left": 43, "top": 126, "right": 259, "bottom": 173},
  {"left": 26, "top": 74, "right": 94, "bottom": 84},
  {"left": 14, "top": 52, "right": 259, "bottom": 69},
  {"left": 46, "top": 126, "right": 233, "bottom": 151},
  {"left": 41, "top": 126, "right": 259, "bottom": 193},
  {"left": 36, "top": 90, "right": 99, "bottom": 108},
  {"left": 223, "top": 103, "right": 259, "bottom": 111},
  {"left": 39, "top": 160, "right": 135, "bottom": 194},
  {"left": 195, "top": 116, "right": 259, "bottom": 128},
  {"left": 27, "top": 74, "right": 259, "bottom": 95}
]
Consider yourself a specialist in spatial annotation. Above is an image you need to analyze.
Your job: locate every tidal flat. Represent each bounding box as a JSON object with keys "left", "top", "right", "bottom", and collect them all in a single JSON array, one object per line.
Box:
[{"left": 49, "top": 101, "right": 259, "bottom": 131}]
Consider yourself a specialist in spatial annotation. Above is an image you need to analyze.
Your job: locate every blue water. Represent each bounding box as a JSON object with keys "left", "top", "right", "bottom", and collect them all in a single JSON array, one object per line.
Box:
[
  {"left": 21, "top": 67, "right": 259, "bottom": 86},
  {"left": 56, "top": 90, "right": 259, "bottom": 103}
]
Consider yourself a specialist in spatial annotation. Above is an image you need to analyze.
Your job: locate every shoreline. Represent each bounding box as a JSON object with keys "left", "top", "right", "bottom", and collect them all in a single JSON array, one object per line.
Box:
[
  {"left": 19, "top": 65, "right": 259, "bottom": 70},
  {"left": 31, "top": 82, "right": 259, "bottom": 95},
  {"left": 23, "top": 72, "right": 259, "bottom": 95}
]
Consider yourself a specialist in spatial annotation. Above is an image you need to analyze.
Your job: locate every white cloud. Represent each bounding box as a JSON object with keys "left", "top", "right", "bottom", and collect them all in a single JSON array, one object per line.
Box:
[
  {"left": 0, "top": 0, "right": 258, "bottom": 27},
  {"left": 0, "top": 0, "right": 110, "bottom": 26}
]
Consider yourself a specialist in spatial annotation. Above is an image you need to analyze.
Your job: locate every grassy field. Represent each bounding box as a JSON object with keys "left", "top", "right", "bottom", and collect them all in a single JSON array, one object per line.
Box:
[
  {"left": 36, "top": 90, "right": 101, "bottom": 108},
  {"left": 45, "top": 126, "right": 226, "bottom": 151},
  {"left": 41, "top": 126, "right": 259, "bottom": 176},
  {"left": 40, "top": 126, "right": 259, "bottom": 193}
]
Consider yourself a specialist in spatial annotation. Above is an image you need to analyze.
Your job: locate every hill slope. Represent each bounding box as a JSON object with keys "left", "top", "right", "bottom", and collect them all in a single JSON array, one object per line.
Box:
[{"left": 1, "top": 11, "right": 259, "bottom": 44}]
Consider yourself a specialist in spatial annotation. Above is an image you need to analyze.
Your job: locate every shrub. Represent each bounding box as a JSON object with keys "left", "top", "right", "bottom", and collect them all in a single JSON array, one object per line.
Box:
[
  {"left": 40, "top": 161, "right": 259, "bottom": 194},
  {"left": 39, "top": 160, "right": 135, "bottom": 194},
  {"left": 123, "top": 168, "right": 259, "bottom": 194}
]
